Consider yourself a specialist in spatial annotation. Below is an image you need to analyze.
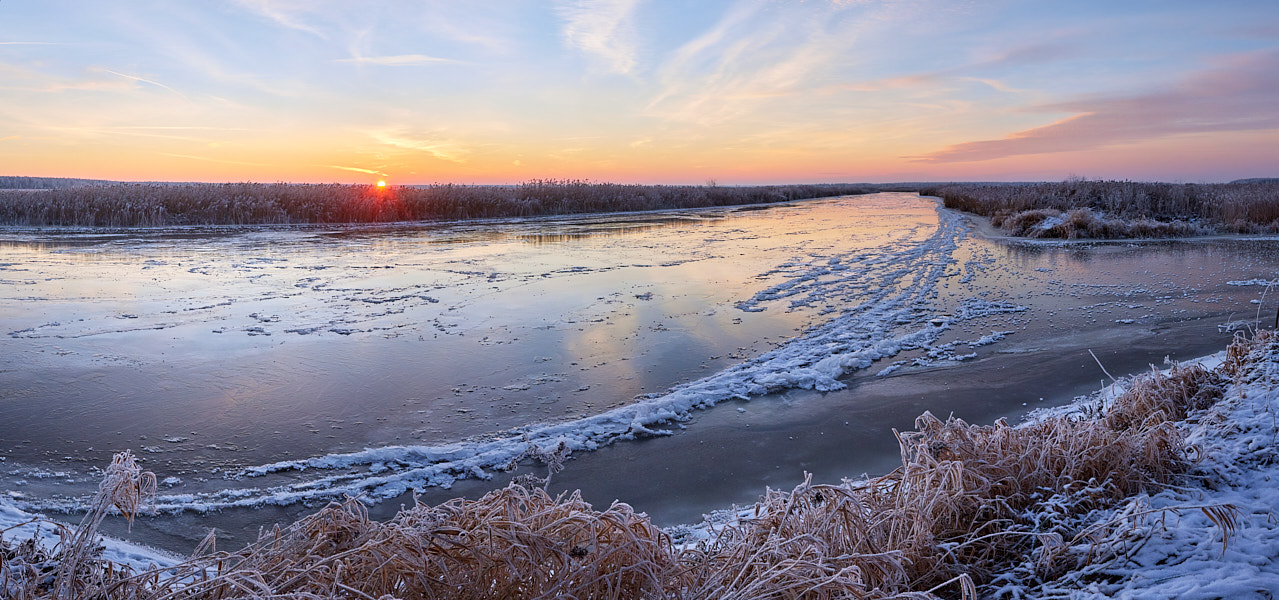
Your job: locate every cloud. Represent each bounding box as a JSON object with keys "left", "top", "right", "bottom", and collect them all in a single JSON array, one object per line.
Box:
[
  {"left": 335, "top": 54, "right": 461, "bottom": 67},
  {"left": 974, "top": 41, "right": 1078, "bottom": 71},
  {"left": 844, "top": 40, "right": 1079, "bottom": 93},
  {"left": 555, "top": 0, "right": 642, "bottom": 75},
  {"left": 328, "top": 165, "right": 385, "bottom": 175},
  {"left": 644, "top": 1, "right": 863, "bottom": 126},
  {"left": 957, "top": 77, "right": 1027, "bottom": 94},
  {"left": 371, "top": 130, "right": 470, "bottom": 163},
  {"left": 161, "top": 153, "right": 266, "bottom": 166},
  {"left": 102, "top": 69, "right": 191, "bottom": 101},
  {"left": 230, "top": 0, "right": 328, "bottom": 38},
  {"left": 916, "top": 50, "right": 1279, "bottom": 163},
  {"left": 113, "top": 126, "right": 250, "bottom": 131}
]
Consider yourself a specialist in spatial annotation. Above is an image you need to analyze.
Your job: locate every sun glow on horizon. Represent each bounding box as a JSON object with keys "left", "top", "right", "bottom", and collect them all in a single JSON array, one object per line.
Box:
[{"left": 376, "top": 180, "right": 387, "bottom": 188}]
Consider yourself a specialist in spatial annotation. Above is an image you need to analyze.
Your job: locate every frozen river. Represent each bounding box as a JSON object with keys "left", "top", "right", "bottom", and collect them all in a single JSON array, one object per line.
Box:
[{"left": 3, "top": 192, "right": 1277, "bottom": 551}]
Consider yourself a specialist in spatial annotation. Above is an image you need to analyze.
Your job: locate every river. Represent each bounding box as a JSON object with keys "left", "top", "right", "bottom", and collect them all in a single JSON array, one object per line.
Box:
[{"left": 2, "top": 192, "right": 1276, "bottom": 552}]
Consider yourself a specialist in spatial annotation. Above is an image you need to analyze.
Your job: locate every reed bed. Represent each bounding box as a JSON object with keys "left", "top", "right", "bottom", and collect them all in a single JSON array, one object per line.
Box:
[
  {"left": 0, "top": 181, "right": 874, "bottom": 227},
  {"left": 921, "top": 179, "right": 1279, "bottom": 238},
  {"left": 0, "top": 176, "right": 112, "bottom": 190},
  {"left": 2, "top": 334, "right": 1258, "bottom": 598}
]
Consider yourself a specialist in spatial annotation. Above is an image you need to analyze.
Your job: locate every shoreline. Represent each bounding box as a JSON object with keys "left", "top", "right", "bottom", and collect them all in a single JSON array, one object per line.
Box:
[
  {"left": 923, "top": 179, "right": 1279, "bottom": 241},
  {"left": 5, "top": 333, "right": 1277, "bottom": 596},
  {"left": 938, "top": 200, "right": 1279, "bottom": 244}
]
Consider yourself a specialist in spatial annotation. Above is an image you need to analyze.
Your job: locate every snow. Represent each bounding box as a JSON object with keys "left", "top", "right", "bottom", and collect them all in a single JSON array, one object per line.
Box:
[
  {"left": 1070, "top": 357, "right": 1279, "bottom": 597},
  {"left": 0, "top": 500, "right": 181, "bottom": 572},
  {"left": 1035, "top": 215, "right": 1064, "bottom": 231},
  {"left": 974, "top": 348, "right": 1279, "bottom": 598}
]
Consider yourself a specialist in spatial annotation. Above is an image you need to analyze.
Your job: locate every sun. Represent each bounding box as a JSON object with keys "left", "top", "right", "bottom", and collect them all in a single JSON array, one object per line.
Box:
[{"left": 376, "top": 180, "right": 387, "bottom": 188}]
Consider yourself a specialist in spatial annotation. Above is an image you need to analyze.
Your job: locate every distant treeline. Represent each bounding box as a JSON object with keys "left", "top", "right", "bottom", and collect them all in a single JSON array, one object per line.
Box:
[
  {"left": 0, "top": 180, "right": 877, "bottom": 227},
  {"left": 921, "top": 179, "right": 1279, "bottom": 239},
  {"left": 0, "top": 175, "right": 114, "bottom": 190}
]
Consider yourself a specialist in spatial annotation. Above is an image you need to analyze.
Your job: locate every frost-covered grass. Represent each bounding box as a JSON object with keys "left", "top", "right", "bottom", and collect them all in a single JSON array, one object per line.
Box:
[
  {"left": 6, "top": 331, "right": 1279, "bottom": 598},
  {"left": 0, "top": 180, "right": 875, "bottom": 227},
  {"left": 0, "top": 176, "right": 112, "bottom": 190},
  {"left": 924, "top": 179, "right": 1279, "bottom": 238}
]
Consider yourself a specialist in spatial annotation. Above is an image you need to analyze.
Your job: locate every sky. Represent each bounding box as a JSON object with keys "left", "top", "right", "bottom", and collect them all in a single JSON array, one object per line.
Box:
[{"left": 0, "top": 0, "right": 1276, "bottom": 185}]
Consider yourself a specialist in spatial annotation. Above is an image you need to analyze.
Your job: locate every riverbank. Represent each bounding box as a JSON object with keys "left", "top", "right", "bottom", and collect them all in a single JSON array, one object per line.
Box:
[
  {"left": 0, "top": 180, "right": 877, "bottom": 227},
  {"left": 924, "top": 180, "right": 1279, "bottom": 240},
  {"left": 4, "top": 329, "right": 1278, "bottom": 598}
]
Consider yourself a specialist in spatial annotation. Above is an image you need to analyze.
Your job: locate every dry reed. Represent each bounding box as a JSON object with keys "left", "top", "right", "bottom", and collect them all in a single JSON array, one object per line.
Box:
[
  {"left": 2, "top": 334, "right": 1263, "bottom": 598},
  {"left": 0, "top": 181, "right": 875, "bottom": 227},
  {"left": 922, "top": 179, "right": 1279, "bottom": 238}
]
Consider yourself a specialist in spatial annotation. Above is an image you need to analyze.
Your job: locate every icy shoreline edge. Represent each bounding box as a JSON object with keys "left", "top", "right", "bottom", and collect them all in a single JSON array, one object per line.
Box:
[{"left": 5, "top": 331, "right": 1278, "bottom": 597}]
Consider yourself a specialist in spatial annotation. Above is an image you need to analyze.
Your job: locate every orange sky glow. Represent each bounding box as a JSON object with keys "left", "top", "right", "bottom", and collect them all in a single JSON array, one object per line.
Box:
[{"left": 1, "top": 1, "right": 1276, "bottom": 184}]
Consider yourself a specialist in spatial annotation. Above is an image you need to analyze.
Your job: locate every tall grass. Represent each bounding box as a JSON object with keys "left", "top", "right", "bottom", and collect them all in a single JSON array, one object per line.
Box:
[
  {"left": 921, "top": 179, "right": 1279, "bottom": 238},
  {"left": 4, "top": 330, "right": 1260, "bottom": 598},
  {"left": 0, "top": 181, "right": 875, "bottom": 227}
]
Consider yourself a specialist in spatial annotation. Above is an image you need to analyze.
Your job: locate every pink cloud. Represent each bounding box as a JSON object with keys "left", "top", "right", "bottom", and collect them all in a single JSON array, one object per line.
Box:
[{"left": 915, "top": 50, "right": 1279, "bottom": 163}]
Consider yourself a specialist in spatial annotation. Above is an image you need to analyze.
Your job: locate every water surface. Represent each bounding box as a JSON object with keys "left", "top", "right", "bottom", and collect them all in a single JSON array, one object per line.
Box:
[{"left": 3, "top": 192, "right": 1276, "bottom": 551}]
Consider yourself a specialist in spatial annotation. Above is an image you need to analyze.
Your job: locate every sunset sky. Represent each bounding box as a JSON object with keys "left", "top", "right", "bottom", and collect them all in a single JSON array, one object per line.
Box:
[{"left": 1, "top": 1, "right": 1276, "bottom": 184}]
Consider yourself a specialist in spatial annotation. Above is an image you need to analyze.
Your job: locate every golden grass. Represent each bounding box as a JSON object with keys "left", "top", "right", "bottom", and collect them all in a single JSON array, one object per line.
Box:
[
  {"left": 2, "top": 334, "right": 1260, "bottom": 598},
  {"left": 153, "top": 486, "right": 674, "bottom": 599}
]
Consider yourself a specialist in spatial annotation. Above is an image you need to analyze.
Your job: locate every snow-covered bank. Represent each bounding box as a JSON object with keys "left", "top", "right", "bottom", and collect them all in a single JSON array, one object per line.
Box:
[
  {"left": 671, "top": 335, "right": 1279, "bottom": 598},
  {"left": 7, "top": 331, "right": 1278, "bottom": 598},
  {"left": 1, "top": 500, "right": 181, "bottom": 586},
  {"left": 1006, "top": 337, "right": 1279, "bottom": 598}
]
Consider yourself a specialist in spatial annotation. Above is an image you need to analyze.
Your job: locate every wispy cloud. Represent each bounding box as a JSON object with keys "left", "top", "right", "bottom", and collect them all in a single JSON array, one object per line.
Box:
[
  {"left": 113, "top": 126, "right": 250, "bottom": 131},
  {"left": 371, "top": 130, "right": 470, "bottom": 163},
  {"left": 161, "top": 153, "right": 266, "bottom": 166},
  {"left": 645, "top": 1, "right": 869, "bottom": 125},
  {"left": 843, "top": 40, "right": 1078, "bottom": 93},
  {"left": 555, "top": 0, "right": 642, "bottom": 75},
  {"left": 973, "top": 41, "right": 1079, "bottom": 72},
  {"left": 230, "top": 0, "right": 327, "bottom": 38},
  {"left": 957, "top": 77, "right": 1028, "bottom": 94},
  {"left": 328, "top": 165, "right": 385, "bottom": 175},
  {"left": 916, "top": 50, "right": 1279, "bottom": 163},
  {"left": 336, "top": 54, "right": 461, "bottom": 67},
  {"left": 67, "top": 128, "right": 208, "bottom": 142},
  {"left": 102, "top": 69, "right": 190, "bottom": 101}
]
